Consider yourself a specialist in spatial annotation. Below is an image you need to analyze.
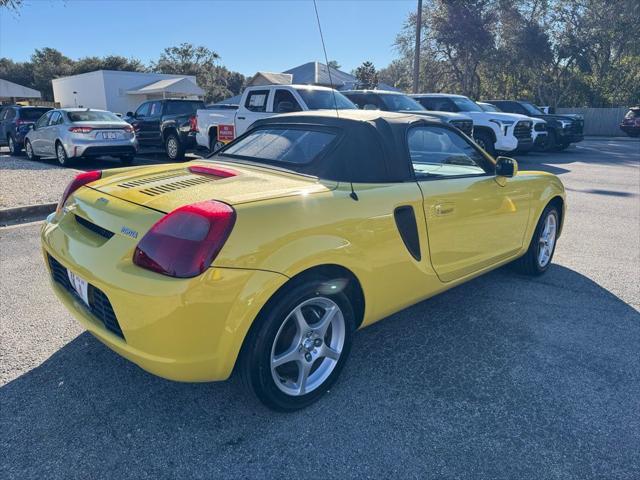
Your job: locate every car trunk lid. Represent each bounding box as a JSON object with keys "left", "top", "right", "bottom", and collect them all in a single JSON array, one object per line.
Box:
[{"left": 89, "top": 161, "right": 336, "bottom": 213}]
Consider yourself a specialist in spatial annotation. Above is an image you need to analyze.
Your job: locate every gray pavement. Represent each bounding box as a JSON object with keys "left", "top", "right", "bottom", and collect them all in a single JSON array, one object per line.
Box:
[{"left": 1, "top": 139, "right": 639, "bottom": 479}]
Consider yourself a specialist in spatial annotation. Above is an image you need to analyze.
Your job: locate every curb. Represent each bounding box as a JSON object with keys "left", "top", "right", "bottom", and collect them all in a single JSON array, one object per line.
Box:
[{"left": 0, "top": 203, "right": 57, "bottom": 224}]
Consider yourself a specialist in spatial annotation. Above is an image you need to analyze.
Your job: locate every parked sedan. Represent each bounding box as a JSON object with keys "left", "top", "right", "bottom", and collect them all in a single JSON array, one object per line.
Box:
[
  {"left": 42, "top": 110, "right": 565, "bottom": 411},
  {"left": 25, "top": 108, "right": 138, "bottom": 166},
  {"left": 620, "top": 107, "right": 640, "bottom": 137}
]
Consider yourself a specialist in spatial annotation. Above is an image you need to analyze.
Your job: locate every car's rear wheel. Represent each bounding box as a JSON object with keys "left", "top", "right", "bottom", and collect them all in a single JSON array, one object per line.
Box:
[
  {"left": 209, "top": 134, "right": 225, "bottom": 154},
  {"left": 514, "top": 204, "right": 559, "bottom": 275},
  {"left": 56, "top": 142, "right": 72, "bottom": 167},
  {"left": 473, "top": 130, "right": 496, "bottom": 157},
  {"left": 544, "top": 130, "right": 558, "bottom": 151},
  {"left": 8, "top": 135, "right": 21, "bottom": 155},
  {"left": 239, "top": 278, "right": 355, "bottom": 411},
  {"left": 165, "top": 133, "right": 185, "bottom": 161},
  {"left": 25, "top": 140, "right": 39, "bottom": 161}
]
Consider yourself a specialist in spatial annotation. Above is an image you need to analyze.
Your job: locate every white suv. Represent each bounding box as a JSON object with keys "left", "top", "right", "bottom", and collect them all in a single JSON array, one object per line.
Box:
[{"left": 411, "top": 93, "right": 533, "bottom": 156}]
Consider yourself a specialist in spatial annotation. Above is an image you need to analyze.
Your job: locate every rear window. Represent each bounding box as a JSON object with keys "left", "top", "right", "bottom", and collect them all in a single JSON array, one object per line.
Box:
[
  {"left": 221, "top": 127, "right": 336, "bottom": 165},
  {"left": 67, "top": 111, "right": 121, "bottom": 122},
  {"left": 20, "top": 108, "right": 51, "bottom": 121},
  {"left": 295, "top": 89, "right": 356, "bottom": 110},
  {"left": 165, "top": 101, "right": 204, "bottom": 115}
]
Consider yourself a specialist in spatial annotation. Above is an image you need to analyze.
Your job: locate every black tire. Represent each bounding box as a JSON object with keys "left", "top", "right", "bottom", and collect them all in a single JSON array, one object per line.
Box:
[
  {"left": 238, "top": 277, "right": 356, "bottom": 411},
  {"left": 8, "top": 135, "right": 21, "bottom": 155},
  {"left": 56, "top": 141, "right": 72, "bottom": 167},
  {"left": 25, "top": 140, "right": 39, "bottom": 161},
  {"left": 473, "top": 130, "right": 496, "bottom": 157},
  {"left": 209, "top": 133, "right": 225, "bottom": 154},
  {"left": 544, "top": 130, "right": 558, "bottom": 152},
  {"left": 119, "top": 155, "right": 134, "bottom": 165},
  {"left": 164, "top": 133, "right": 185, "bottom": 161},
  {"left": 513, "top": 204, "right": 560, "bottom": 276}
]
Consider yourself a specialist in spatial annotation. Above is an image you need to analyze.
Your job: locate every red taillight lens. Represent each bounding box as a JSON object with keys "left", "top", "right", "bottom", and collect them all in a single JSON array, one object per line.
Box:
[
  {"left": 122, "top": 125, "right": 134, "bottom": 133},
  {"left": 133, "top": 200, "right": 236, "bottom": 278},
  {"left": 69, "top": 126, "right": 93, "bottom": 133},
  {"left": 189, "top": 115, "right": 198, "bottom": 132},
  {"left": 188, "top": 165, "right": 237, "bottom": 178},
  {"left": 16, "top": 119, "right": 29, "bottom": 126},
  {"left": 57, "top": 170, "right": 102, "bottom": 212}
]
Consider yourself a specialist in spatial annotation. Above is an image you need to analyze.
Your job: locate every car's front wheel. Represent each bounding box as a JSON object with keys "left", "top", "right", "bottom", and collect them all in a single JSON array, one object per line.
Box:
[
  {"left": 514, "top": 204, "right": 560, "bottom": 275},
  {"left": 239, "top": 278, "right": 355, "bottom": 411},
  {"left": 25, "top": 140, "right": 39, "bottom": 161}
]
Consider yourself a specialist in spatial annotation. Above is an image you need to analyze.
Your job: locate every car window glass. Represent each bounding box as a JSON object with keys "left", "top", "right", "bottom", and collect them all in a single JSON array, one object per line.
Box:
[
  {"left": 273, "top": 90, "right": 302, "bottom": 113},
  {"left": 67, "top": 111, "right": 120, "bottom": 122},
  {"left": 47, "top": 112, "right": 61, "bottom": 126},
  {"left": 245, "top": 90, "right": 269, "bottom": 112},
  {"left": 418, "top": 97, "right": 457, "bottom": 112},
  {"left": 149, "top": 102, "right": 162, "bottom": 116},
  {"left": 20, "top": 108, "right": 50, "bottom": 121},
  {"left": 35, "top": 112, "right": 51, "bottom": 129},
  {"left": 4, "top": 108, "right": 16, "bottom": 120},
  {"left": 135, "top": 103, "right": 151, "bottom": 117},
  {"left": 222, "top": 127, "right": 336, "bottom": 165},
  {"left": 295, "top": 89, "right": 356, "bottom": 110},
  {"left": 381, "top": 94, "right": 425, "bottom": 111},
  {"left": 165, "top": 101, "right": 202, "bottom": 115},
  {"left": 408, "top": 126, "right": 490, "bottom": 178}
]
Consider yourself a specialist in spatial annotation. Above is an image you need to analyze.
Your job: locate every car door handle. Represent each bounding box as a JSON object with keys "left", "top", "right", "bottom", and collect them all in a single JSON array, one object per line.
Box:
[
  {"left": 434, "top": 202, "right": 455, "bottom": 216},
  {"left": 237, "top": 116, "right": 246, "bottom": 120}
]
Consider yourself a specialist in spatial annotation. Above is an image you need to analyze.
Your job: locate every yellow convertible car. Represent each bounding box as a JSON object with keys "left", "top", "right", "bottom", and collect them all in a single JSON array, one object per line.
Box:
[{"left": 42, "top": 110, "right": 565, "bottom": 410}]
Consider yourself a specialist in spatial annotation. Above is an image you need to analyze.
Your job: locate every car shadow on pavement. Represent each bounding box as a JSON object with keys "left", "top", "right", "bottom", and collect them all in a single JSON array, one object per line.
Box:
[{"left": 1, "top": 265, "right": 639, "bottom": 479}]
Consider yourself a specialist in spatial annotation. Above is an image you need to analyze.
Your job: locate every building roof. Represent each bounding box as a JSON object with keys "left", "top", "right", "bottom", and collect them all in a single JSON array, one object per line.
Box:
[
  {"left": 248, "top": 72, "right": 293, "bottom": 86},
  {"left": 127, "top": 77, "right": 204, "bottom": 96},
  {"left": 283, "top": 61, "right": 398, "bottom": 92},
  {"left": 0, "top": 79, "right": 41, "bottom": 99}
]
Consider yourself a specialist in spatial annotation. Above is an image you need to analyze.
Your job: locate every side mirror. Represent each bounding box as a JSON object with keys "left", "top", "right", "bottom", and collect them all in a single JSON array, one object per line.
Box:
[
  {"left": 495, "top": 156, "right": 518, "bottom": 177},
  {"left": 126, "top": 111, "right": 134, "bottom": 118}
]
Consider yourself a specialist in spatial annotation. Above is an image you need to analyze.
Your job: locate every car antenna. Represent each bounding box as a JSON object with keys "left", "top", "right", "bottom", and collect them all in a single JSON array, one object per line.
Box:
[{"left": 313, "top": 0, "right": 359, "bottom": 201}]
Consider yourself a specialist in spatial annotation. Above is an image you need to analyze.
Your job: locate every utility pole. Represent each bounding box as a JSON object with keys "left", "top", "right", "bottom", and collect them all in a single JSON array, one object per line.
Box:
[{"left": 412, "top": 0, "right": 422, "bottom": 93}]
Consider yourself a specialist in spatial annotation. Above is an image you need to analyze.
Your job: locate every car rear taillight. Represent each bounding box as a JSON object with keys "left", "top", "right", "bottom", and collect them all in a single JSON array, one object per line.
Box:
[
  {"left": 189, "top": 115, "right": 198, "bottom": 132},
  {"left": 188, "top": 165, "right": 237, "bottom": 178},
  {"left": 133, "top": 200, "right": 236, "bottom": 278},
  {"left": 69, "top": 126, "right": 93, "bottom": 133},
  {"left": 57, "top": 170, "right": 102, "bottom": 212},
  {"left": 122, "top": 125, "right": 134, "bottom": 133},
  {"left": 16, "top": 119, "right": 30, "bottom": 126}
]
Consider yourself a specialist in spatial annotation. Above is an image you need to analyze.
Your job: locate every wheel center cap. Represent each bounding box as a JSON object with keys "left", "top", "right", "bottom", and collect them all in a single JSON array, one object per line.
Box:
[{"left": 302, "top": 338, "right": 315, "bottom": 351}]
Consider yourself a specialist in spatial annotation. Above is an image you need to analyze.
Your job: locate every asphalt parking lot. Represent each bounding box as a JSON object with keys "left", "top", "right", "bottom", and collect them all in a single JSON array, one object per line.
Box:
[{"left": 1, "top": 138, "right": 639, "bottom": 479}]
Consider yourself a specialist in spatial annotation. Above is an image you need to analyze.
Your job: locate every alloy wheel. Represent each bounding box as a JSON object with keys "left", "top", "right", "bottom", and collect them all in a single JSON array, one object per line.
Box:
[
  {"left": 8, "top": 136, "right": 15, "bottom": 154},
  {"left": 167, "top": 137, "right": 178, "bottom": 159},
  {"left": 25, "top": 141, "right": 34, "bottom": 160},
  {"left": 57, "top": 144, "right": 67, "bottom": 165},
  {"left": 537, "top": 212, "right": 557, "bottom": 268},
  {"left": 270, "top": 297, "right": 346, "bottom": 397}
]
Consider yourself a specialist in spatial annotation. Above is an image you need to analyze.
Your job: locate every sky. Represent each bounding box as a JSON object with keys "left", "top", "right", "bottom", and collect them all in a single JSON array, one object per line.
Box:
[{"left": 0, "top": 0, "right": 416, "bottom": 76}]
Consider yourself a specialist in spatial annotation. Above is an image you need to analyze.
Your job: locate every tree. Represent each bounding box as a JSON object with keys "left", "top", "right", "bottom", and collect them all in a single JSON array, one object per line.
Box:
[
  {"left": 73, "top": 55, "right": 145, "bottom": 75},
  {"left": 0, "top": 0, "right": 23, "bottom": 11},
  {"left": 151, "top": 43, "right": 245, "bottom": 103},
  {"left": 30, "top": 48, "right": 74, "bottom": 100},
  {"left": 354, "top": 61, "right": 379, "bottom": 89},
  {"left": 327, "top": 60, "right": 341, "bottom": 70}
]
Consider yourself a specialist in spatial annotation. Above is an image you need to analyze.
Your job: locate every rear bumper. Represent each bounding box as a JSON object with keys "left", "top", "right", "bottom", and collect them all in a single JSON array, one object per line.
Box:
[
  {"left": 41, "top": 207, "right": 288, "bottom": 382},
  {"left": 63, "top": 137, "right": 138, "bottom": 158}
]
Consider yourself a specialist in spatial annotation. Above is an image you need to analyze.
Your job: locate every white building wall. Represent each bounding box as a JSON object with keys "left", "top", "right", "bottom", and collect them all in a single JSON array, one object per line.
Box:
[
  {"left": 52, "top": 71, "right": 199, "bottom": 114},
  {"left": 52, "top": 71, "right": 108, "bottom": 109}
]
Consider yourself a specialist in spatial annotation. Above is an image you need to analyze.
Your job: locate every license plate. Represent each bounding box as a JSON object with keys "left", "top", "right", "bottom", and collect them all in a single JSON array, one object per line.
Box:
[
  {"left": 102, "top": 131, "right": 118, "bottom": 140},
  {"left": 67, "top": 269, "right": 90, "bottom": 306}
]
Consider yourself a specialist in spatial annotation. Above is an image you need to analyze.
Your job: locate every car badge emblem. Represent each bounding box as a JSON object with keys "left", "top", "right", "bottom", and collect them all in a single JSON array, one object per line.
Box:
[{"left": 121, "top": 226, "right": 139, "bottom": 239}]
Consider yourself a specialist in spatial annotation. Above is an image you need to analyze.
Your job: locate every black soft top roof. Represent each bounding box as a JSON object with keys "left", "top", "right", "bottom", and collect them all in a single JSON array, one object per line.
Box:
[{"left": 243, "top": 110, "right": 444, "bottom": 183}]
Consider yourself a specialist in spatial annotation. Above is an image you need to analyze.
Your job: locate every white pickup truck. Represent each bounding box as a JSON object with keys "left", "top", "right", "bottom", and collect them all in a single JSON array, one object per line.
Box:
[{"left": 196, "top": 85, "right": 357, "bottom": 151}]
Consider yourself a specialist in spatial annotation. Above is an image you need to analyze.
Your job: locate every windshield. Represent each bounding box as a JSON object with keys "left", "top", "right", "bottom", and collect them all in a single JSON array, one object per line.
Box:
[
  {"left": 450, "top": 97, "right": 483, "bottom": 112},
  {"left": 479, "top": 103, "right": 500, "bottom": 112},
  {"left": 67, "top": 111, "right": 122, "bottom": 122},
  {"left": 20, "top": 108, "right": 51, "bottom": 121},
  {"left": 220, "top": 127, "right": 337, "bottom": 165},
  {"left": 520, "top": 102, "right": 544, "bottom": 115},
  {"left": 382, "top": 94, "right": 426, "bottom": 111},
  {"left": 295, "top": 89, "right": 356, "bottom": 110}
]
